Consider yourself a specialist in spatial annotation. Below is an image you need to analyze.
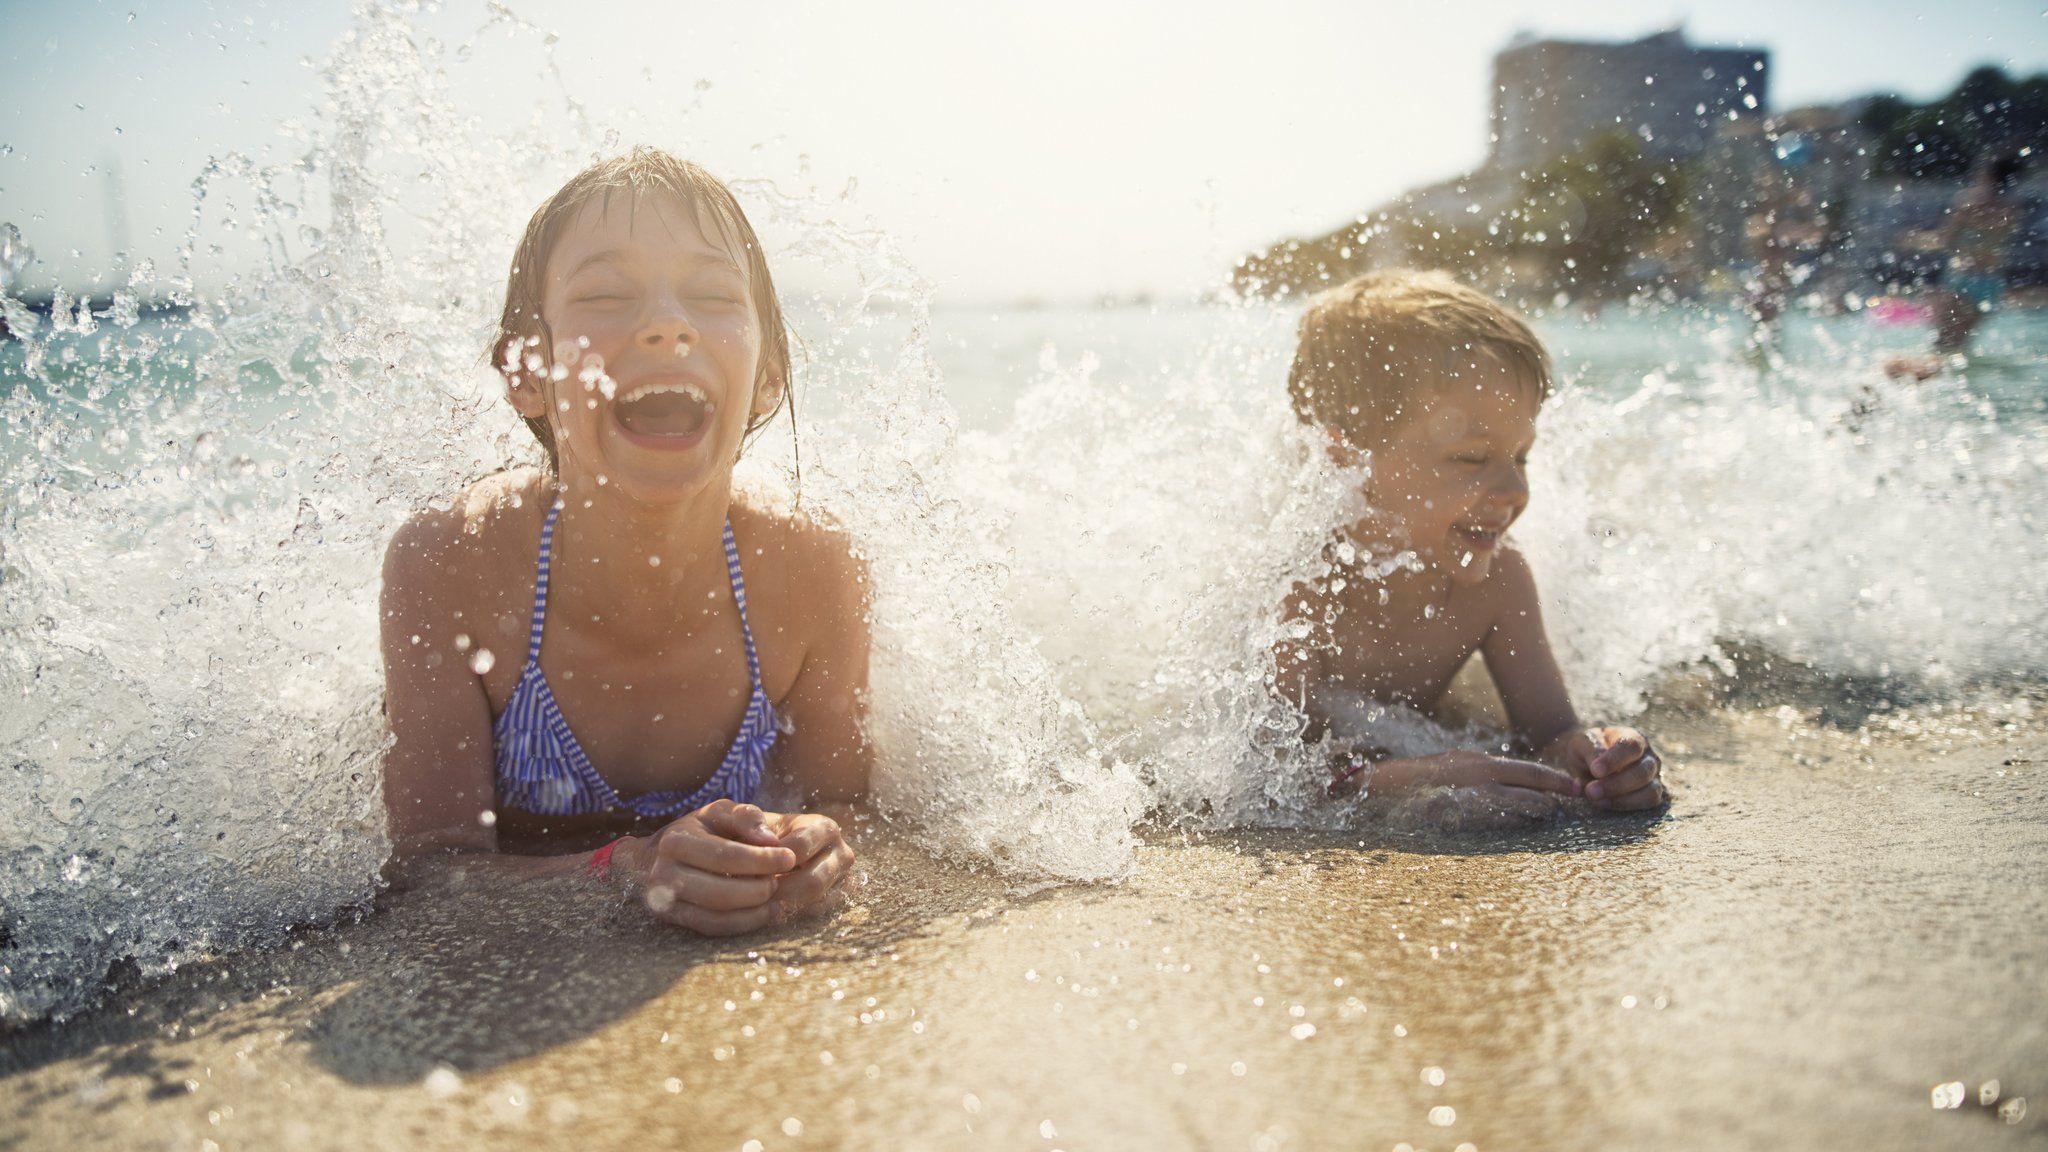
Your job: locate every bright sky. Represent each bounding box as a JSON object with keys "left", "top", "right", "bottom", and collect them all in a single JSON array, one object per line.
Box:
[{"left": 2, "top": 0, "right": 2044, "bottom": 301}]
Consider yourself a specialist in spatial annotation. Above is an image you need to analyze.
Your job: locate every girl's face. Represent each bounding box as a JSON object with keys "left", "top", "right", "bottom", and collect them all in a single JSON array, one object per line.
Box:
[
  {"left": 1353, "top": 361, "right": 1538, "bottom": 588},
  {"left": 513, "top": 192, "right": 780, "bottom": 504}
]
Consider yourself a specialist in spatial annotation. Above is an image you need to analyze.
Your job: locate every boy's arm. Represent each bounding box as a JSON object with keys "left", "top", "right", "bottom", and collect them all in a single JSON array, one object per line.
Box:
[
  {"left": 1477, "top": 546, "right": 1580, "bottom": 754},
  {"left": 1271, "top": 579, "right": 1334, "bottom": 744},
  {"left": 1481, "top": 547, "right": 1667, "bottom": 809}
]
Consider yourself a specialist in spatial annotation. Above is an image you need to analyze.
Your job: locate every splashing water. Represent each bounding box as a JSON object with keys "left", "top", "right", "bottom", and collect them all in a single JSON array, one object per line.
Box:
[
  {"left": 5, "top": 4, "right": 2046, "bottom": 1027},
  {"left": 0, "top": 2, "right": 1136, "bottom": 1025}
]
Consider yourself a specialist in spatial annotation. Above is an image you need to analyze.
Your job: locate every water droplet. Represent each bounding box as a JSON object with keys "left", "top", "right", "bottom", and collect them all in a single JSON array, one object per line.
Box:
[
  {"left": 453, "top": 633, "right": 471, "bottom": 652},
  {"left": 477, "top": 809, "right": 496, "bottom": 827},
  {"left": 648, "top": 555, "right": 661, "bottom": 567},
  {"left": 468, "top": 648, "right": 495, "bottom": 676},
  {"left": 1932, "top": 1081, "right": 1966, "bottom": 1109},
  {"left": 1171, "top": 1062, "right": 1186, "bottom": 1076},
  {"left": 1289, "top": 1023, "right": 1316, "bottom": 1040},
  {"left": 1230, "top": 1061, "right": 1247, "bottom": 1077},
  {"left": 782, "top": 1118, "right": 803, "bottom": 1136},
  {"left": 1998, "top": 1097, "right": 2026, "bottom": 1124},
  {"left": 1980, "top": 1080, "right": 2001, "bottom": 1106},
  {"left": 663, "top": 1078, "right": 681, "bottom": 1094},
  {"left": 422, "top": 1067, "right": 461, "bottom": 1099},
  {"left": 1429, "top": 1106, "right": 1457, "bottom": 1127},
  {"left": 962, "top": 1093, "right": 981, "bottom": 1114},
  {"left": 1039, "top": 1119, "right": 1057, "bottom": 1139},
  {"left": 1423, "top": 1066, "right": 1446, "bottom": 1087},
  {"left": 741, "top": 1142, "right": 763, "bottom": 1152}
]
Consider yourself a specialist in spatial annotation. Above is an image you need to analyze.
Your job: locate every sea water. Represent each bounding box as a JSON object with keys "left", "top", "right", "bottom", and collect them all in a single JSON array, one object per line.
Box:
[{"left": 3, "top": 3, "right": 2045, "bottom": 1028}]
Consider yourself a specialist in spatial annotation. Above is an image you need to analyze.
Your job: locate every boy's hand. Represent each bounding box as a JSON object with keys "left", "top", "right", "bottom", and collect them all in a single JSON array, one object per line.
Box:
[
  {"left": 1547, "top": 727, "right": 1669, "bottom": 811},
  {"left": 1341, "top": 750, "right": 1582, "bottom": 820}
]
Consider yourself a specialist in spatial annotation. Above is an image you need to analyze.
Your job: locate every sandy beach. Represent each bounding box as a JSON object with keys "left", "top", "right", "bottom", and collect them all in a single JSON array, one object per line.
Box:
[{"left": 4, "top": 700, "right": 2041, "bottom": 1151}]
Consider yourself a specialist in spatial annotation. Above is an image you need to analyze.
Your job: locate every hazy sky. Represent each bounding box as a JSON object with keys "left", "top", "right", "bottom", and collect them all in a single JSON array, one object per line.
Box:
[{"left": 3, "top": 0, "right": 2044, "bottom": 300}]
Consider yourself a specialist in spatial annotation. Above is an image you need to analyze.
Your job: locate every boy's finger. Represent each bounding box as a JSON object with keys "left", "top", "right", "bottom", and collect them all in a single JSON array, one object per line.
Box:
[
  {"left": 1492, "top": 758, "right": 1583, "bottom": 796},
  {"left": 1592, "top": 730, "right": 1647, "bottom": 777},
  {"left": 1481, "top": 786, "right": 1564, "bottom": 821},
  {"left": 1587, "top": 761, "right": 1658, "bottom": 803},
  {"left": 1606, "top": 780, "right": 1671, "bottom": 811}
]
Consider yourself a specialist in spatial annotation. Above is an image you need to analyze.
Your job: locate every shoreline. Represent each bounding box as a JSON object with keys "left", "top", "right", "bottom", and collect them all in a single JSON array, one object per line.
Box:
[{"left": 4, "top": 703, "right": 2043, "bottom": 1149}]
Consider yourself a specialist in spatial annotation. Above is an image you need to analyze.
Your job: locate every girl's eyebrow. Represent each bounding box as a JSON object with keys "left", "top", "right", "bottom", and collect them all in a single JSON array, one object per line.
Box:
[{"left": 564, "top": 248, "right": 744, "bottom": 279}]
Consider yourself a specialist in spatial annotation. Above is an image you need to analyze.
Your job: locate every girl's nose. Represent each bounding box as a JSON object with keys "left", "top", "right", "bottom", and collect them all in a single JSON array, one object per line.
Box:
[{"left": 637, "top": 299, "right": 698, "bottom": 351}]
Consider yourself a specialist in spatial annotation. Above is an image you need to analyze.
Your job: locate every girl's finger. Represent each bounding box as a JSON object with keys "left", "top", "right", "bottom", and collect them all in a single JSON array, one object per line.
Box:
[
  {"left": 777, "top": 817, "right": 842, "bottom": 864},
  {"left": 775, "top": 842, "right": 856, "bottom": 916},
  {"left": 697, "top": 800, "right": 787, "bottom": 847},
  {"left": 658, "top": 823, "right": 796, "bottom": 876},
  {"left": 655, "top": 899, "right": 780, "bottom": 937},
  {"left": 645, "top": 863, "right": 778, "bottom": 913}
]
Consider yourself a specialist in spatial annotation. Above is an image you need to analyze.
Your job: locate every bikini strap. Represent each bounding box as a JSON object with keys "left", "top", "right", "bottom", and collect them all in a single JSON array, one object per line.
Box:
[
  {"left": 722, "top": 517, "right": 764, "bottom": 687},
  {"left": 527, "top": 502, "right": 561, "bottom": 667}
]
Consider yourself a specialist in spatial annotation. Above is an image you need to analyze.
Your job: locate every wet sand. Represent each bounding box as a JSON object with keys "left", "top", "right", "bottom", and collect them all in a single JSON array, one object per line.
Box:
[{"left": 4, "top": 704, "right": 2043, "bottom": 1151}]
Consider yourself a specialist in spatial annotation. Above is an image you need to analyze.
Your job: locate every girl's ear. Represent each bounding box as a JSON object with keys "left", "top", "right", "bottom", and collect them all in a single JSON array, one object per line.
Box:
[
  {"left": 752, "top": 370, "right": 786, "bottom": 418},
  {"left": 505, "top": 369, "right": 550, "bottom": 420}
]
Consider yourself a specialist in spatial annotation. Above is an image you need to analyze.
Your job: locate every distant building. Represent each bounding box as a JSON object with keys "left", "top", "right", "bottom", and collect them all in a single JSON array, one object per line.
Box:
[{"left": 1490, "top": 27, "right": 1769, "bottom": 171}]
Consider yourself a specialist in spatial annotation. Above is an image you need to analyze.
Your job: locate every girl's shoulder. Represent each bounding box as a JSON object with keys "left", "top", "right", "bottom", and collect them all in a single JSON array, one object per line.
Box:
[
  {"left": 382, "top": 469, "right": 551, "bottom": 602},
  {"left": 727, "top": 500, "right": 869, "bottom": 617}
]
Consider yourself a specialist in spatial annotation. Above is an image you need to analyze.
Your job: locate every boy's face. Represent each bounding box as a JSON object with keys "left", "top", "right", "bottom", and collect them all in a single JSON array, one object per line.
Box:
[
  {"left": 512, "top": 192, "right": 779, "bottom": 502},
  {"left": 1350, "top": 356, "right": 1539, "bottom": 587}
]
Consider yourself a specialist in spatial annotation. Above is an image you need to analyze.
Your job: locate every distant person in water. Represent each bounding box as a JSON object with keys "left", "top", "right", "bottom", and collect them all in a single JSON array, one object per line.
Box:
[
  {"left": 379, "top": 149, "right": 869, "bottom": 935},
  {"left": 1890, "top": 153, "right": 2026, "bottom": 380},
  {"left": 1275, "top": 270, "right": 1668, "bottom": 818}
]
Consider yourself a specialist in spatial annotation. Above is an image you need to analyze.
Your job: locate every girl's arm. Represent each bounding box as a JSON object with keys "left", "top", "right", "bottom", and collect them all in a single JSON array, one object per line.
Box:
[
  {"left": 771, "top": 528, "right": 874, "bottom": 807},
  {"left": 378, "top": 511, "right": 530, "bottom": 885}
]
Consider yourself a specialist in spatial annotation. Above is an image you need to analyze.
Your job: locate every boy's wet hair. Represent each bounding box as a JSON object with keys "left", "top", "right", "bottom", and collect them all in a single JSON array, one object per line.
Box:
[
  {"left": 491, "top": 147, "right": 793, "bottom": 472},
  {"left": 1288, "top": 269, "right": 1552, "bottom": 445}
]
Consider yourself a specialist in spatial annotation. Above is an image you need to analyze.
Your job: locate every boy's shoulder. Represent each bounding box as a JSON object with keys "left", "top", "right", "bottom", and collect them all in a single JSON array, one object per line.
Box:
[{"left": 1475, "top": 541, "right": 1542, "bottom": 622}]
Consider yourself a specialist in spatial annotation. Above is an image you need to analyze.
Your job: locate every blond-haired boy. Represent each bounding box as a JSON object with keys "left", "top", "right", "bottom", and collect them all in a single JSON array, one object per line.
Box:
[{"left": 1278, "top": 270, "right": 1667, "bottom": 817}]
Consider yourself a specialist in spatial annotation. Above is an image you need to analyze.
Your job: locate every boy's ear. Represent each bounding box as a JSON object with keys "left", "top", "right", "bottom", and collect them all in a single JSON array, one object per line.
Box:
[{"left": 1323, "top": 427, "right": 1368, "bottom": 469}]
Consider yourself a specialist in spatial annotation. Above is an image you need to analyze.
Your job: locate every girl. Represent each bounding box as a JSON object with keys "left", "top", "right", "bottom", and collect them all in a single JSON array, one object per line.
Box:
[{"left": 379, "top": 149, "right": 870, "bottom": 936}]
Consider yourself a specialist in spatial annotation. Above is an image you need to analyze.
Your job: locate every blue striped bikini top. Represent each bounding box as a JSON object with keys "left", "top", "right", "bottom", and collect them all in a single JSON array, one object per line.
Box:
[{"left": 493, "top": 502, "right": 779, "bottom": 818}]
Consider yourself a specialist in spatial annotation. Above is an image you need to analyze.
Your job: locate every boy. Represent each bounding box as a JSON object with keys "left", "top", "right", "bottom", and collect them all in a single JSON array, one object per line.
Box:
[{"left": 1277, "top": 270, "right": 1667, "bottom": 818}]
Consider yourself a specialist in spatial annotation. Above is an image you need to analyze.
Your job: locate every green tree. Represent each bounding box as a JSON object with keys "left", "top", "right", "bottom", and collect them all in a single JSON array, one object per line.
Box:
[{"left": 1517, "top": 132, "right": 1689, "bottom": 296}]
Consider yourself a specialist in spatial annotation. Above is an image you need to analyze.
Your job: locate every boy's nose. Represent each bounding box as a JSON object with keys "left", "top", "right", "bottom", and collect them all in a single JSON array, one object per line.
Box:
[{"left": 1491, "top": 461, "right": 1529, "bottom": 503}]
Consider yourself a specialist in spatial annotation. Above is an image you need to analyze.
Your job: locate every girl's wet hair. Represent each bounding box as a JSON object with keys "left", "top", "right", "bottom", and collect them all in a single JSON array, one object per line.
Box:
[{"left": 491, "top": 148, "right": 794, "bottom": 472}]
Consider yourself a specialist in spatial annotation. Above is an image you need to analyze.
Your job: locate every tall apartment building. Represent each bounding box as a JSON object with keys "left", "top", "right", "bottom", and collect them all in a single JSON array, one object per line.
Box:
[{"left": 1490, "top": 27, "right": 1769, "bottom": 170}]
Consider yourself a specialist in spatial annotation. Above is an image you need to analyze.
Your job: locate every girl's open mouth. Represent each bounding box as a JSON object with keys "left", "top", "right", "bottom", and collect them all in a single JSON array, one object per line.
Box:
[{"left": 614, "top": 381, "right": 714, "bottom": 447}]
